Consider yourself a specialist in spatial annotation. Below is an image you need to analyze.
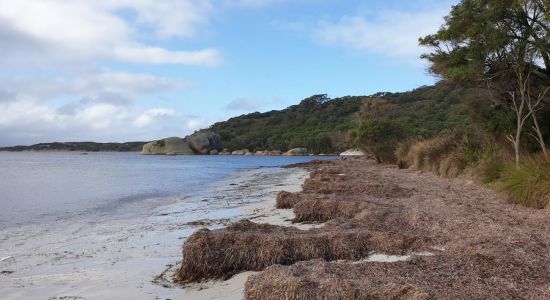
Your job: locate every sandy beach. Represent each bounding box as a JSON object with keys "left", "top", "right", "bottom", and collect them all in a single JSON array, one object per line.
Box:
[
  {"left": 4, "top": 157, "right": 550, "bottom": 299},
  {"left": 0, "top": 165, "right": 312, "bottom": 300}
]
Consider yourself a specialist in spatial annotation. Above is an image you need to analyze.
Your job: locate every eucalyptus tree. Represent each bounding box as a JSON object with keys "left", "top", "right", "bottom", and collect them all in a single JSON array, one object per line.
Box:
[{"left": 420, "top": 0, "right": 550, "bottom": 167}]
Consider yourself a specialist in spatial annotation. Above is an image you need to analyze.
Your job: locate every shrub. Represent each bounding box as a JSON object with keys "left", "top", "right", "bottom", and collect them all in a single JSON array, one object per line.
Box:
[
  {"left": 397, "top": 129, "right": 494, "bottom": 179},
  {"left": 498, "top": 156, "right": 550, "bottom": 209},
  {"left": 474, "top": 153, "right": 507, "bottom": 184}
]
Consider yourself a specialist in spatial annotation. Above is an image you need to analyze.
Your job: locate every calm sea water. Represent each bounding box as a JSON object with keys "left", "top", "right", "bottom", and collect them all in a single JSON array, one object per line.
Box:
[{"left": 0, "top": 152, "right": 331, "bottom": 229}]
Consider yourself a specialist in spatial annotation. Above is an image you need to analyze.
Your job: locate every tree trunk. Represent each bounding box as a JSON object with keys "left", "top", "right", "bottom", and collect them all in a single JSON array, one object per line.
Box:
[
  {"left": 532, "top": 112, "right": 549, "bottom": 159},
  {"left": 514, "top": 128, "right": 522, "bottom": 169}
]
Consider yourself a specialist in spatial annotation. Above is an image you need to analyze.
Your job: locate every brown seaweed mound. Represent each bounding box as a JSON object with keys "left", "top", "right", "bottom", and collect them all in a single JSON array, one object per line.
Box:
[
  {"left": 175, "top": 158, "right": 550, "bottom": 299},
  {"left": 176, "top": 220, "right": 420, "bottom": 283},
  {"left": 245, "top": 252, "right": 550, "bottom": 300},
  {"left": 275, "top": 191, "right": 303, "bottom": 209}
]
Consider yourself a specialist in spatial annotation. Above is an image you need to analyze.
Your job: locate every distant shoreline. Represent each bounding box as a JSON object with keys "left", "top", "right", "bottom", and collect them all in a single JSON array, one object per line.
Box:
[{"left": 0, "top": 141, "right": 148, "bottom": 153}]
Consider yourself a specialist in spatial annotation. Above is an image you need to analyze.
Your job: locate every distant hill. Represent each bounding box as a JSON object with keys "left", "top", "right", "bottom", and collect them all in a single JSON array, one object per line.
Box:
[
  {"left": 0, "top": 141, "right": 148, "bottom": 152},
  {"left": 202, "top": 83, "right": 470, "bottom": 154}
]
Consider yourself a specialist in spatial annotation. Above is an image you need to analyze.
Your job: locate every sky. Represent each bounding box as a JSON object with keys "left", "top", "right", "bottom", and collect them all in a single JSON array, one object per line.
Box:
[{"left": 0, "top": 0, "right": 458, "bottom": 146}]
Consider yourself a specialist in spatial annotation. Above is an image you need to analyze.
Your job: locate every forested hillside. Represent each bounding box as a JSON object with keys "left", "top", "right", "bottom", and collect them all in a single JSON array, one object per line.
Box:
[
  {"left": 203, "top": 83, "right": 471, "bottom": 154},
  {"left": 205, "top": 94, "right": 365, "bottom": 154}
]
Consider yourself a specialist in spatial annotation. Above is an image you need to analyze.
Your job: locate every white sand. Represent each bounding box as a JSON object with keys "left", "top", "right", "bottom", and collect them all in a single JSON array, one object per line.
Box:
[{"left": 0, "top": 166, "right": 311, "bottom": 300}]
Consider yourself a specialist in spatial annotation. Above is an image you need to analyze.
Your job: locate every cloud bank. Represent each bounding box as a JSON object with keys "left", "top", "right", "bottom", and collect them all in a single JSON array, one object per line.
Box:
[
  {"left": 315, "top": 7, "right": 449, "bottom": 64},
  {"left": 0, "top": 0, "right": 219, "bottom": 145}
]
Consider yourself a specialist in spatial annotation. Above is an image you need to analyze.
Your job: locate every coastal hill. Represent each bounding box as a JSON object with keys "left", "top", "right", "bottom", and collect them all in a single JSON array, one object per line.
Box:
[
  {"left": 202, "top": 94, "right": 364, "bottom": 154},
  {"left": 199, "top": 82, "right": 469, "bottom": 154},
  {"left": 0, "top": 141, "right": 147, "bottom": 152}
]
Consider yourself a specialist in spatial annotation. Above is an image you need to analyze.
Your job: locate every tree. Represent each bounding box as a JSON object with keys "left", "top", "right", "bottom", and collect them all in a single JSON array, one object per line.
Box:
[{"left": 420, "top": 0, "right": 550, "bottom": 167}]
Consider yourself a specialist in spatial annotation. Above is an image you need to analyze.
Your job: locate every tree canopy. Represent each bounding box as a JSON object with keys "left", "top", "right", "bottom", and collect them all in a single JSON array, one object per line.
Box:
[{"left": 420, "top": 0, "right": 549, "bottom": 84}]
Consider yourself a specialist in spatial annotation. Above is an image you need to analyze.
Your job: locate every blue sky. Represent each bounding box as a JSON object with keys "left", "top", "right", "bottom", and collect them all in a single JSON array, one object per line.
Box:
[{"left": 0, "top": 0, "right": 457, "bottom": 146}]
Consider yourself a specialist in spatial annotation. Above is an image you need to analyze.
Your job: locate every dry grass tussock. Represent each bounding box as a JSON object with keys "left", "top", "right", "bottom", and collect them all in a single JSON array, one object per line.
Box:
[
  {"left": 395, "top": 130, "right": 496, "bottom": 179},
  {"left": 499, "top": 155, "right": 550, "bottom": 208}
]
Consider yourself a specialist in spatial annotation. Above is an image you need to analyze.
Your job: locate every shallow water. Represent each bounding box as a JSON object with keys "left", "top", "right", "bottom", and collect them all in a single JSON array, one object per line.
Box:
[{"left": 0, "top": 152, "right": 329, "bottom": 229}]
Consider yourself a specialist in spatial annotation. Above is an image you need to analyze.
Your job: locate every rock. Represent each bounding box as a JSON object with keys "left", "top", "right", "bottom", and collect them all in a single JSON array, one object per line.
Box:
[
  {"left": 340, "top": 148, "right": 367, "bottom": 157},
  {"left": 209, "top": 149, "right": 219, "bottom": 155},
  {"left": 284, "top": 148, "right": 309, "bottom": 156},
  {"left": 232, "top": 149, "right": 248, "bottom": 155},
  {"left": 268, "top": 150, "right": 282, "bottom": 156},
  {"left": 186, "top": 132, "right": 222, "bottom": 155},
  {"left": 141, "top": 137, "right": 194, "bottom": 155},
  {"left": 245, "top": 151, "right": 255, "bottom": 156},
  {"left": 255, "top": 150, "right": 268, "bottom": 156}
]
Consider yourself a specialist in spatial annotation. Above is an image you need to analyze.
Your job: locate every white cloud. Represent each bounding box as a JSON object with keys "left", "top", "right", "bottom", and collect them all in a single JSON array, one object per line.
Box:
[
  {"left": 72, "top": 71, "right": 185, "bottom": 99},
  {"left": 184, "top": 118, "right": 210, "bottom": 131},
  {"left": 0, "top": 0, "right": 219, "bottom": 145},
  {"left": 0, "top": 0, "right": 220, "bottom": 66},
  {"left": 0, "top": 100, "right": 197, "bottom": 145},
  {"left": 226, "top": 97, "right": 285, "bottom": 111},
  {"left": 315, "top": 8, "right": 448, "bottom": 64},
  {"left": 0, "top": 70, "right": 184, "bottom": 105},
  {"left": 134, "top": 108, "right": 177, "bottom": 128},
  {"left": 112, "top": 47, "right": 221, "bottom": 66}
]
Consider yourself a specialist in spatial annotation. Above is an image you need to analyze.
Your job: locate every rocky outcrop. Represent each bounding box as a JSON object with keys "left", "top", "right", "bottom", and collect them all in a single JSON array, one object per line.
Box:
[
  {"left": 231, "top": 149, "right": 250, "bottom": 155},
  {"left": 284, "top": 148, "right": 309, "bottom": 156},
  {"left": 141, "top": 137, "right": 194, "bottom": 155},
  {"left": 186, "top": 132, "right": 222, "bottom": 154}
]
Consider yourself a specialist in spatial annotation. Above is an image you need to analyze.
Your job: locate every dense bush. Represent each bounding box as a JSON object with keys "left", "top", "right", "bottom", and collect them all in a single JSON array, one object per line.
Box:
[
  {"left": 499, "top": 157, "right": 550, "bottom": 209},
  {"left": 351, "top": 82, "right": 471, "bottom": 162}
]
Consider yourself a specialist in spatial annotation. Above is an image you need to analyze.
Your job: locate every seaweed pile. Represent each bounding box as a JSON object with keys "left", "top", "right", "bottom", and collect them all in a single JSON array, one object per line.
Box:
[{"left": 177, "top": 159, "right": 550, "bottom": 299}]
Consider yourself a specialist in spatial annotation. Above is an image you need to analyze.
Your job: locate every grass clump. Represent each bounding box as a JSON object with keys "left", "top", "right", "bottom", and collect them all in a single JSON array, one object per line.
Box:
[
  {"left": 498, "top": 156, "right": 550, "bottom": 209},
  {"left": 395, "top": 129, "right": 492, "bottom": 179}
]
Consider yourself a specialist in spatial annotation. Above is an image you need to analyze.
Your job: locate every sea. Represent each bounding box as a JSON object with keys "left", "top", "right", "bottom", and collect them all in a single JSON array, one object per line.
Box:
[{"left": 0, "top": 152, "right": 329, "bottom": 229}]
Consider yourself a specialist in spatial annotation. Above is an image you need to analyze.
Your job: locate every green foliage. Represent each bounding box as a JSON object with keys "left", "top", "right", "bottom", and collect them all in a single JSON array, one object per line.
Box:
[
  {"left": 477, "top": 154, "right": 507, "bottom": 184},
  {"left": 499, "top": 156, "right": 550, "bottom": 208},
  {"left": 204, "top": 95, "right": 365, "bottom": 153},
  {"left": 352, "top": 82, "right": 471, "bottom": 162},
  {"left": 420, "top": 0, "right": 550, "bottom": 84},
  {"left": 354, "top": 119, "right": 403, "bottom": 163}
]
